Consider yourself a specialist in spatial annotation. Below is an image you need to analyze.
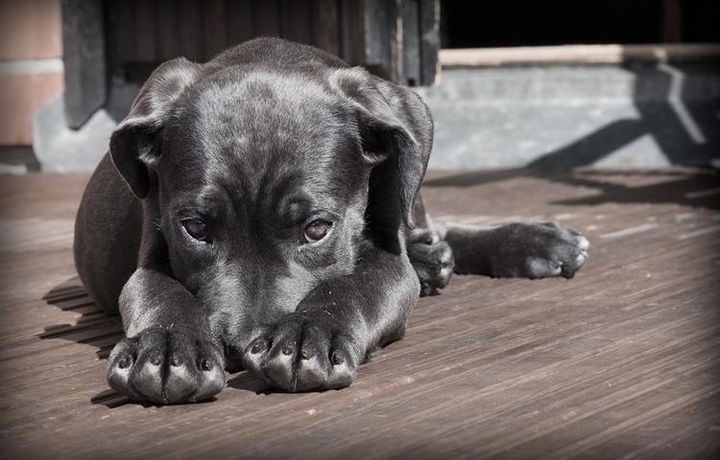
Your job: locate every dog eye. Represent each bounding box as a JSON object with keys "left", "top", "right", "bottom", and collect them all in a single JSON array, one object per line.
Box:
[
  {"left": 182, "top": 218, "right": 210, "bottom": 242},
  {"left": 304, "top": 219, "right": 332, "bottom": 243}
]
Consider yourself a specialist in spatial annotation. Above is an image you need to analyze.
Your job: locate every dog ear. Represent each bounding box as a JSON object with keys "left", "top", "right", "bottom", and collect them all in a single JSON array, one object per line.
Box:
[
  {"left": 329, "top": 67, "right": 431, "bottom": 230},
  {"left": 110, "top": 58, "right": 203, "bottom": 199}
]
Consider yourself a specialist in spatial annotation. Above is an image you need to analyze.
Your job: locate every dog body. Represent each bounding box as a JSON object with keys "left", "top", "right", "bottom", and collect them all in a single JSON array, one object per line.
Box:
[{"left": 74, "top": 38, "right": 588, "bottom": 404}]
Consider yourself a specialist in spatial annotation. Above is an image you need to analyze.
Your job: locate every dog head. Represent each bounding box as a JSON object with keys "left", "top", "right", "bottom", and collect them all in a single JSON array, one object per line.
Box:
[{"left": 109, "top": 54, "right": 430, "bottom": 354}]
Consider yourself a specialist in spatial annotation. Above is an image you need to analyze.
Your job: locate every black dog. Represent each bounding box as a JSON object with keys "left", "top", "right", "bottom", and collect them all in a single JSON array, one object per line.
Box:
[{"left": 74, "top": 38, "right": 589, "bottom": 404}]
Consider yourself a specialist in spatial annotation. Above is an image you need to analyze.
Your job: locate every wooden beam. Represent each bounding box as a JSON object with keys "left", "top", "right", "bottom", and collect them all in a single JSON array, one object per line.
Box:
[
  {"left": 418, "top": 0, "right": 439, "bottom": 85},
  {"left": 439, "top": 43, "right": 720, "bottom": 67},
  {"left": 62, "top": 0, "right": 106, "bottom": 129}
]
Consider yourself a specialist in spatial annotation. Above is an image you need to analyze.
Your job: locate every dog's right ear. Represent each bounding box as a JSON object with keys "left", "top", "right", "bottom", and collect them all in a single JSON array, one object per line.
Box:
[{"left": 110, "top": 58, "right": 203, "bottom": 199}]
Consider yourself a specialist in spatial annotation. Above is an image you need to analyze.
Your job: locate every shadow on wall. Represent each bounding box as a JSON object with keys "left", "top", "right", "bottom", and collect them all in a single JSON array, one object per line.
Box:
[
  {"left": 527, "top": 60, "right": 720, "bottom": 170},
  {"left": 424, "top": 58, "right": 720, "bottom": 210}
]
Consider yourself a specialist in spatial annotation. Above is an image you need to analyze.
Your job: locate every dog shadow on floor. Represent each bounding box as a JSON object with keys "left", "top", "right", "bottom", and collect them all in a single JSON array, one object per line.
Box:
[{"left": 40, "top": 277, "right": 264, "bottom": 408}]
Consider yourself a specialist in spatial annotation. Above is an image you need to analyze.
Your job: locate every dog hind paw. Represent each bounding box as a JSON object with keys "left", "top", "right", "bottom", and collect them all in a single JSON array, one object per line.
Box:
[{"left": 494, "top": 221, "right": 590, "bottom": 279}]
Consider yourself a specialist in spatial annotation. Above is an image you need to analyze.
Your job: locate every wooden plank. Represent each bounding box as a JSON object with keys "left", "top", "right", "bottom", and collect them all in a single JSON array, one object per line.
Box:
[
  {"left": 203, "top": 0, "right": 227, "bottom": 58},
  {"left": 225, "top": 0, "right": 254, "bottom": 46},
  {"left": 312, "top": 0, "right": 340, "bottom": 56},
  {"left": 418, "top": 0, "right": 439, "bottom": 85},
  {"left": 133, "top": 0, "right": 157, "bottom": 62},
  {"left": 363, "top": 0, "right": 398, "bottom": 81},
  {"left": 253, "top": 0, "right": 280, "bottom": 38},
  {"left": 339, "top": 0, "right": 365, "bottom": 65},
  {"left": 1, "top": 169, "right": 719, "bottom": 459},
  {"left": 402, "top": 0, "right": 421, "bottom": 85},
  {"left": 279, "top": 0, "right": 311, "bottom": 44},
  {"left": 178, "top": 0, "right": 202, "bottom": 61},
  {"left": 156, "top": 0, "right": 180, "bottom": 60}
]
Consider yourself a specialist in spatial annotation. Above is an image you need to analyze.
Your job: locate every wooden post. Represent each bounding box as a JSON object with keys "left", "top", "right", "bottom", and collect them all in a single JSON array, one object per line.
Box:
[
  {"left": 313, "top": 0, "right": 341, "bottom": 56},
  {"left": 351, "top": 0, "right": 439, "bottom": 86},
  {"left": 418, "top": 0, "right": 439, "bottom": 86},
  {"left": 402, "top": 0, "right": 421, "bottom": 85},
  {"left": 61, "top": 0, "right": 106, "bottom": 129}
]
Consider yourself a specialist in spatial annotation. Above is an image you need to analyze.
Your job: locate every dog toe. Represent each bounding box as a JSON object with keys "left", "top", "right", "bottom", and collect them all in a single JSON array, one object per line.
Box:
[
  {"left": 243, "top": 315, "right": 359, "bottom": 392},
  {"left": 408, "top": 231, "right": 455, "bottom": 296},
  {"left": 107, "top": 328, "right": 225, "bottom": 404}
]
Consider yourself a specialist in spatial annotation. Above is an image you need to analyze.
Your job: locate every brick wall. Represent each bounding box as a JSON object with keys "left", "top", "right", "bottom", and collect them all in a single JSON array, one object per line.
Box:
[{"left": 0, "top": 0, "right": 64, "bottom": 146}]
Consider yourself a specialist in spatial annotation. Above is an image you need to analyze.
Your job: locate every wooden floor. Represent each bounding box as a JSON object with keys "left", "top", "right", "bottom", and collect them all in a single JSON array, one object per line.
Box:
[{"left": 1, "top": 168, "right": 719, "bottom": 459}]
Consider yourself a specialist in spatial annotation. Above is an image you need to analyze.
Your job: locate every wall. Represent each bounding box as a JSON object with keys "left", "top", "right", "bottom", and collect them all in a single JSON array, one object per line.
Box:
[
  {"left": 415, "top": 61, "right": 720, "bottom": 170},
  {"left": 0, "top": 0, "right": 64, "bottom": 146}
]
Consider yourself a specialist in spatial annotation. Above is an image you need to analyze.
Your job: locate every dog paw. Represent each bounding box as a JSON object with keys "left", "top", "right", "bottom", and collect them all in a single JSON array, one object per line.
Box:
[
  {"left": 407, "top": 228, "right": 454, "bottom": 296},
  {"left": 243, "top": 313, "right": 359, "bottom": 392},
  {"left": 493, "top": 221, "right": 589, "bottom": 279},
  {"left": 107, "top": 327, "right": 225, "bottom": 404}
]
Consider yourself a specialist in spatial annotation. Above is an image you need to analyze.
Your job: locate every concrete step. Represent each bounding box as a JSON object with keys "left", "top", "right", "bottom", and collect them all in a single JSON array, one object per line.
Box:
[{"left": 415, "top": 62, "right": 720, "bottom": 169}]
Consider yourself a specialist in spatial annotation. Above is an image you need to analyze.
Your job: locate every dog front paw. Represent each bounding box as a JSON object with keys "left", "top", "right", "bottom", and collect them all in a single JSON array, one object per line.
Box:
[
  {"left": 243, "top": 313, "right": 359, "bottom": 392},
  {"left": 494, "top": 221, "right": 589, "bottom": 279},
  {"left": 407, "top": 228, "right": 454, "bottom": 296},
  {"left": 107, "top": 327, "right": 225, "bottom": 404}
]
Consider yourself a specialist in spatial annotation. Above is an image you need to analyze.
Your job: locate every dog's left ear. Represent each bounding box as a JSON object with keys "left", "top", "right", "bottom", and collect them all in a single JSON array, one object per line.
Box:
[
  {"left": 329, "top": 67, "right": 431, "bottom": 229},
  {"left": 110, "top": 58, "right": 203, "bottom": 199}
]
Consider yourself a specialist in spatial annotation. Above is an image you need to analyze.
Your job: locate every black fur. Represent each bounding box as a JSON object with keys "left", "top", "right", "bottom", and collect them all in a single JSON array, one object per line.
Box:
[{"left": 74, "top": 38, "right": 589, "bottom": 404}]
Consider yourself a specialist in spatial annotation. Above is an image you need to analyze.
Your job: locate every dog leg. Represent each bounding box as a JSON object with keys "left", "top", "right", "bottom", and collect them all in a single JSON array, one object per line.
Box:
[
  {"left": 242, "top": 244, "right": 419, "bottom": 392},
  {"left": 441, "top": 221, "right": 590, "bottom": 279},
  {"left": 405, "top": 195, "right": 454, "bottom": 296},
  {"left": 106, "top": 268, "right": 225, "bottom": 404}
]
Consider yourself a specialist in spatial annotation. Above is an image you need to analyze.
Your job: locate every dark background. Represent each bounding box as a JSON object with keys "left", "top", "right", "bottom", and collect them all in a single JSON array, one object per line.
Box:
[{"left": 441, "top": 0, "right": 720, "bottom": 48}]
